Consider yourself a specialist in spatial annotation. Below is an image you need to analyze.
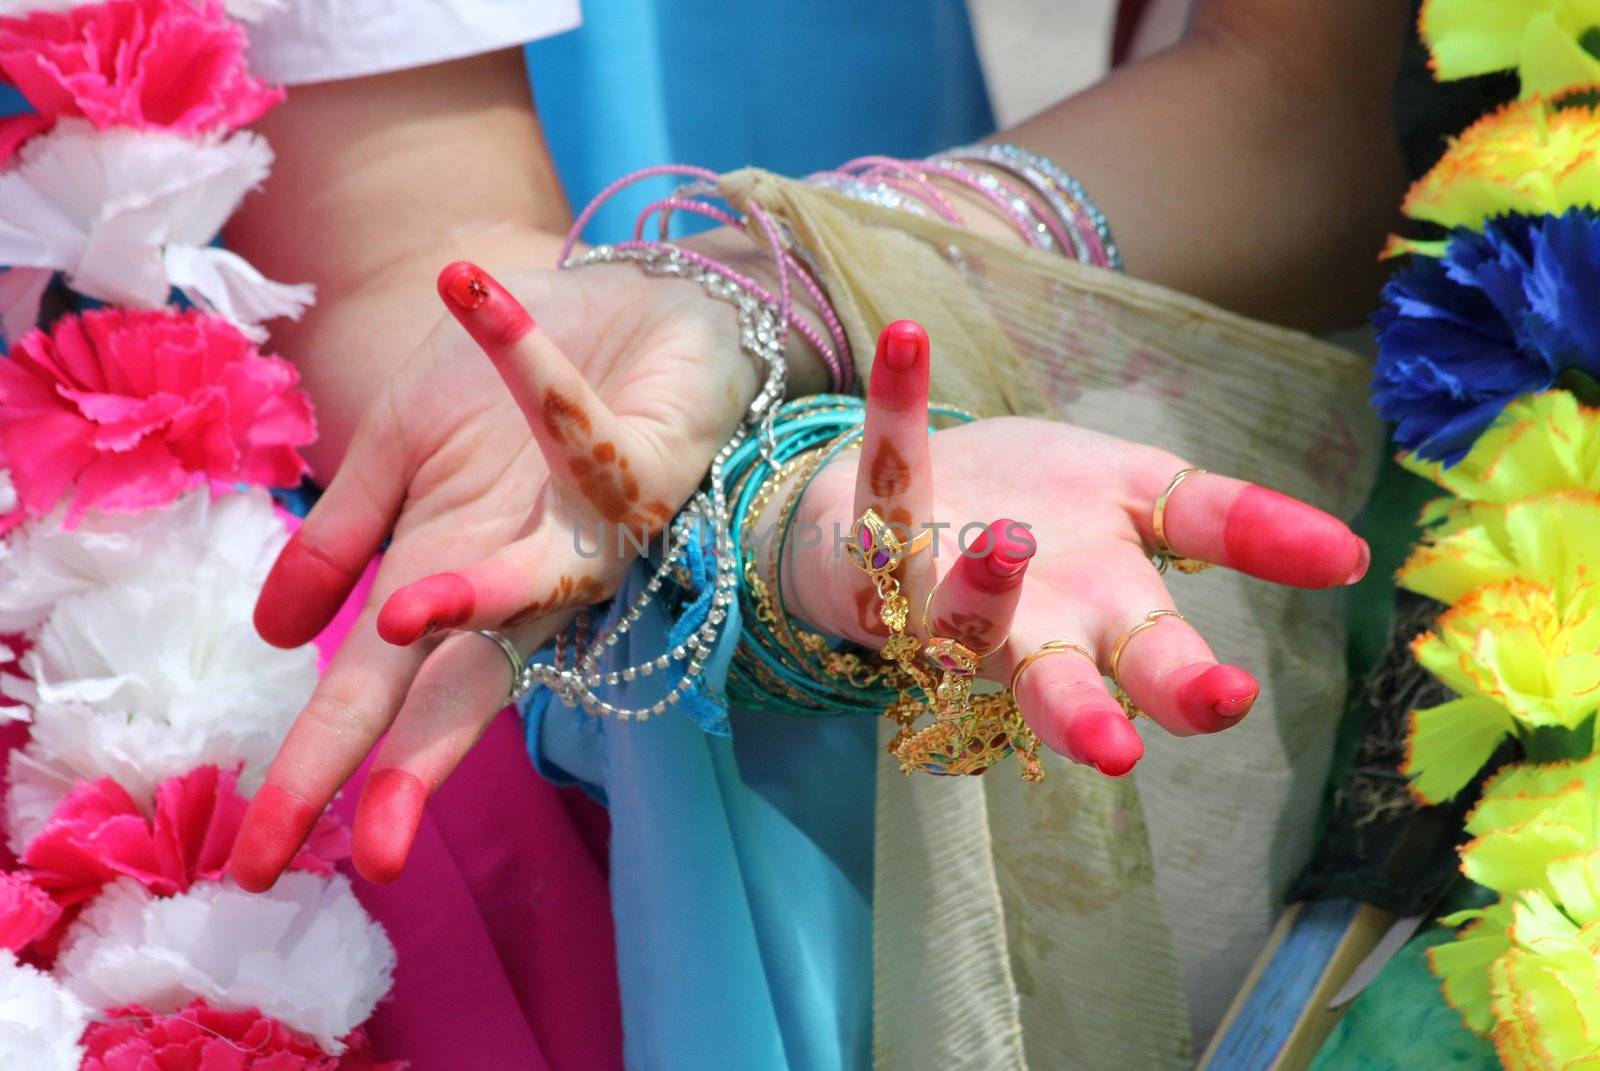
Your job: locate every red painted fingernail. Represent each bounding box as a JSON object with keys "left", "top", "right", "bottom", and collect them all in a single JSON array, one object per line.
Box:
[
  {"left": 1346, "top": 539, "right": 1371, "bottom": 585},
  {"left": 228, "top": 784, "right": 320, "bottom": 893},
  {"left": 880, "top": 319, "right": 927, "bottom": 371},
  {"left": 1067, "top": 709, "right": 1144, "bottom": 777},
  {"left": 1174, "top": 664, "right": 1258, "bottom": 731},
  {"left": 1223, "top": 486, "right": 1363, "bottom": 589},
  {"left": 352, "top": 769, "right": 429, "bottom": 884},
  {"left": 377, "top": 573, "right": 475, "bottom": 646},
  {"left": 986, "top": 519, "right": 1034, "bottom": 579},
  {"left": 436, "top": 261, "right": 535, "bottom": 348}
]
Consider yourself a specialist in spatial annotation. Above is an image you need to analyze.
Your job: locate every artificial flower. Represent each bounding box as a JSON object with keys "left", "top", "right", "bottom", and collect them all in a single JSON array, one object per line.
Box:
[
  {"left": 0, "top": 949, "right": 86, "bottom": 1071},
  {"left": 0, "top": 0, "right": 282, "bottom": 138},
  {"left": 1395, "top": 96, "right": 1600, "bottom": 243},
  {"left": 0, "top": 486, "right": 287, "bottom": 634},
  {"left": 1373, "top": 213, "right": 1600, "bottom": 462},
  {"left": 80, "top": 999, "right": 401, "bottom": 1070},
  {"left": 0, "top": 871, "right": 58, "bottom": 952},
  {"left": 1403, "top": 578, "right": 1600, "bottom": 803},
  {"left": 1403, "top": 391, "right": 1600, "bottom": 505},
  {"left": 1, "top": 561, "right": 317, "bottom": 848},
  {"left": 0, "top": 0, "right": 285, "bottom": 16},
  {"left": 0, "top": 309, "right": 314, "bottom": 528},
  {"left": 22, "top": 766, "right": 347, "bottom": 910},
  {"left": 1421, "top": 0, "right": 1600, "bottom": 97},
  {"left": 0, "top": 467, "right": 15, "bottom": 517},
  {"left": 1431, "top": 756, "right": 1600, "bottom": 1034},
  {"left": 56, "top": 874, "right": 396, "bottom": 1052},
  {"left": 0, "top": 120, "right": 313, "bottom": 342},
  {"left": 1398, "top": 491, "right": 1600, "bottom": 605}
]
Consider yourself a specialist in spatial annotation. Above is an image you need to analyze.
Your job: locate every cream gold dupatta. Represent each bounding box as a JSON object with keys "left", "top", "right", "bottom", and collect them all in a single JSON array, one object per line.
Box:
[{"left": 722, "top": 170, "right": 1381, "bottom": 1069}]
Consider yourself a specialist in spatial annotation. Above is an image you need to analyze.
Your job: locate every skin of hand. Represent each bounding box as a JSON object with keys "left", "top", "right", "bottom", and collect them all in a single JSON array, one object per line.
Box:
[
  {"left": 775, "top": 322, "right": 1371, "bottom": 777},
  {"left": 231, "top": 262, "right": 760, "bottom": 890}
]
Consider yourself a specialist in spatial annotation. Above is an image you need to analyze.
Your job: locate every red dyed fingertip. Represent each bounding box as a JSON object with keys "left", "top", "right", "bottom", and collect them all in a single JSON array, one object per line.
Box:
[
  {"left": 228, "top": 784, "right": 321, "bottom": 893},
  {"left": 436, "top": 261, "right": 535, "bottom": 349},
  {"left": 254, "top": 536, "right": 356, "bottom": 649},
  {"left": 1173, "top": 663, "right": 1259, "bottom": 732},
  {"left": 1222, "top": 486, "right": 1367, "bottom": 589},
  {"left": 351, "top": 768, "right": 429, "bottom": 884},
  {"left": 376, "top": 572, "right": 475, "bottom": 646},
  {"left": 1065, "top": 708, "right": 1144, "bottom": 777},
  {"left": 869, "top": 320, "right": 930, "bottom": 411}
]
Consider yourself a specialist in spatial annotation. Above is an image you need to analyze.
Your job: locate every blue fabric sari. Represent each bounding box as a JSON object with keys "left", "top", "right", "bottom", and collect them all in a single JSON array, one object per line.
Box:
[{"left": 522, "top": 6, "right": 993, "bottom": 1067}]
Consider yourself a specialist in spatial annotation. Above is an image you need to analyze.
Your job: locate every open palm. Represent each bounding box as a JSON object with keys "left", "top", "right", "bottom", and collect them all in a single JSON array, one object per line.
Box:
[{"left": 233, "top": 261, "right": 758, "bottom": 889}]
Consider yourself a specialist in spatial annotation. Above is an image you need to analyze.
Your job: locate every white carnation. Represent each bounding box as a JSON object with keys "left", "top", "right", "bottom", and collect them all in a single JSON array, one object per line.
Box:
[
  {"left": 0, "top": 487, "right": 287, "bottom": 636},
  {"left": 0, "top": 952, "right": 86, "bottom": 1071},
  {"left": 2, "top": 562, "right": 316, "bottom": 848},
  {"left": 57, "top": 876, "right": 394, "bottom": 1052},
  {"left": 0, "top": 121, "right": 312, "bottom": 342}
]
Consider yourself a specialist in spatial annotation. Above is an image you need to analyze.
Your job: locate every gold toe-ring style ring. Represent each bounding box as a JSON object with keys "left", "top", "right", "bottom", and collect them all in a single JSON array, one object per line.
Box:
[
  {"left": 1108, "top": 609, "right": 1188, "bottom": 719},
  {"left": 1152, "top": 467, "right": 1214, "bottom": 575},
  {"left": 1009, "top": 641, "right": 1099, "bottom": 695}
]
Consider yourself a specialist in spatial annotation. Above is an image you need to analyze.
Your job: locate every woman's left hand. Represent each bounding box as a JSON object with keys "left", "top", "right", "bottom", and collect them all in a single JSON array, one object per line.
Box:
[{"left": 782, "top": 321, "right": 1370, "bottom": 775}]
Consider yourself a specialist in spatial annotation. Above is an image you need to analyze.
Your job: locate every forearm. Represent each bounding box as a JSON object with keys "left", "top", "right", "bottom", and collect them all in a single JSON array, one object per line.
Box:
[
  {"left": 1002, "top": 1, "right": 1410, "bottom": 330},
  {"left": 225, "top": 49, "right": 571, "bottom": 476}
]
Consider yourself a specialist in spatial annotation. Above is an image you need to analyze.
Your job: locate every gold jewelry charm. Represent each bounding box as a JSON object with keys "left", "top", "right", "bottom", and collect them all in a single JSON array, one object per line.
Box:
[
  {"left": 847, "top": 509, "right": 1043, "bottom": 783},
  {"left": 848, "top": 508, "right": 908, "bottom": 581},
  {"left": 1108, "top": 608, "right": 1187, "bottom": 720},
  {"left": 1152, "top": 467, "right": 1214, "bottom": 575}
]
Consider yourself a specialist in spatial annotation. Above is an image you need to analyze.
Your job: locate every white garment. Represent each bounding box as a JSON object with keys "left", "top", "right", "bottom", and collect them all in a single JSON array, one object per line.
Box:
[{"left": 246, "top": 0, "right": 581, "bottom": 85}]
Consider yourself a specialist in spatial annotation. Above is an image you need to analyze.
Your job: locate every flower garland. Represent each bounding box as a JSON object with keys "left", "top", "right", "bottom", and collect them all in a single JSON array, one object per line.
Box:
[
  {"left": 0, "top": 0, "right": 401, "bottom": 1067},
  {"left": 1377, "top": 9, "right": 1600, "bottom": 1067}
]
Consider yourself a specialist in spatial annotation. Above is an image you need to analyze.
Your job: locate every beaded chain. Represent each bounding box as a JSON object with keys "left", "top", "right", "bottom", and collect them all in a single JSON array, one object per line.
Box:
[{"left": 501, "top": 243, "right": 788, "bottom": 720}]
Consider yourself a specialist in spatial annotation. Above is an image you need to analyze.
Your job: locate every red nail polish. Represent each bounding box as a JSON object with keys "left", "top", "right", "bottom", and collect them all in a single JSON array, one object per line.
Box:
[
  {"left": 1346, "top": 540, "right": 1372, "bottom": 585},
  {"left": 228, "top": 784, "right": 320, "bottom": 893},
  {"left": 879, "top": 320, "right": 928, "bottom": 372},
  {"left": 352, "top": 769, "right": 429, "bottom": 885},
  {"left": 1175, "top": 664, "right": 1258, "bottom": 731},
  {"left": 377, "top": 573, "right": 475, "bottom": 646},
  {"left": 1066, "top": 708, "right": 1143, "bottom": 777},
  {"left": 443, "top": 264, "right": 489, "bottom": 310}
]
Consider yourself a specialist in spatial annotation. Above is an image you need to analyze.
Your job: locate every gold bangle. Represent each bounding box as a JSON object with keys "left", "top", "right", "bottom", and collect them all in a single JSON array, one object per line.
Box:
[
  {"left": 1008, "top": 640, "right": 1098, "bottom": 695},
  {"left": 1151, "top": 467, "right": 1214, "bottom": 575}
]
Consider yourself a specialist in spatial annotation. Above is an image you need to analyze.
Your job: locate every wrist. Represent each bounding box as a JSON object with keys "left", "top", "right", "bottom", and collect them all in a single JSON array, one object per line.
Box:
[{"left": 680, "top": 227, "right": 833, "bottom": 397}]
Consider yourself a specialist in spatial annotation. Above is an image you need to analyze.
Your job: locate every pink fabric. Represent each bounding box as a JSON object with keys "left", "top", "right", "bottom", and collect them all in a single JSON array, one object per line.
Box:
[{"left": 315, "top": 561, "right": 623, "bottom": 1071}]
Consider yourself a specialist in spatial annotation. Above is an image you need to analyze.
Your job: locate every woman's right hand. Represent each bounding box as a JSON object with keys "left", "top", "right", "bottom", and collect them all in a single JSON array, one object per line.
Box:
[{"left": 232, "top": 260, "right": 765, "bottom": 890}]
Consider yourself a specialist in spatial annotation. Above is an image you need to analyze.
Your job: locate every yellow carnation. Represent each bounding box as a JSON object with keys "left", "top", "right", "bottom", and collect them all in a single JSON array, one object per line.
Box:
[
  {"left": 1402, "top": 392, "right": 1600, "bottom": 506},
  {"left": 1399, "top": 491, "right": 1600, "bottom": 605},
  {"left": 1404, "top": 579, "right": 1600, "bottom": 803},
  {"left": 1398, "top": 96, "right": 1600, "bottom": 237},
  {"left": 1421, "top": 0, "right": 1600, "bottom": 97}
]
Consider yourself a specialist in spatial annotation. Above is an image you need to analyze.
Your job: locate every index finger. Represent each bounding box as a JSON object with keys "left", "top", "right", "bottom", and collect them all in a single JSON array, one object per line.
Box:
[{"left": 228, "top": 613, "right": 424, "bottom": 891}]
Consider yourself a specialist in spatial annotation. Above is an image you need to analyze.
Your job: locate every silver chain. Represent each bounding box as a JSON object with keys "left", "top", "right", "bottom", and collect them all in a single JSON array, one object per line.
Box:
[{"left": 503, "top": 243, "right": 787, "bottom": 720}]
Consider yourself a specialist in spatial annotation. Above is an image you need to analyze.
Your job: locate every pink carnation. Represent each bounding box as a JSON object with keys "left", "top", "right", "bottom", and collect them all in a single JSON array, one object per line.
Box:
[
  {"left": 23, "top": 766, "right": 348, "bottom": 906},
  {"left": 0, "top": 869, "right": 60, "bottom": 952},
  {"left": 0, "top": 0, "right": 281, "bottom": 141},
  {"left": 0, "top": 308, "right": 315, "bottom": 529},
  {"left": 82, "top": 1000, "right": 404, "bottom": 1070}
]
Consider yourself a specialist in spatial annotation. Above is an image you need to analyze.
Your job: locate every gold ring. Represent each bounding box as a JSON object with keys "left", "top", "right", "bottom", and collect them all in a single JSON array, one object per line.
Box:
[
  {"left": 1108, "top": 608, "right": 1187, "bottom": 684},
  {"left": 1152, "top": 467, "right": 1214, "bottom": 575},
  {"left": 920, "top": 573, "right": 1008, "bottom": 658},
  {"left": 1009, "top": 641, "right": 1098, "bottom": 695}
]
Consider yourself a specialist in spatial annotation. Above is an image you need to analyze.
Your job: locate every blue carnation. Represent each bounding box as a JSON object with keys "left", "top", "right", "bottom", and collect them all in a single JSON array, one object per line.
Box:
[{"left": 1372, "top": 211, "right": 1600, "bottom": 463}]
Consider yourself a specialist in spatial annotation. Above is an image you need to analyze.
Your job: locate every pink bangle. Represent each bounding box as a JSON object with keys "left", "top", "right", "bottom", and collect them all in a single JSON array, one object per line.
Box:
[{"left": 562, "top": 165, "right": 853, "bottom": 392}]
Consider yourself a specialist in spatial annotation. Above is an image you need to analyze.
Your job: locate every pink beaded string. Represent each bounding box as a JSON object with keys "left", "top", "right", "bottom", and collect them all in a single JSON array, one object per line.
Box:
[{"left": 561, "top": 165, "right": 853, "bottom": 392}]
